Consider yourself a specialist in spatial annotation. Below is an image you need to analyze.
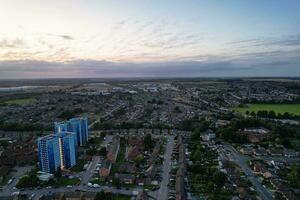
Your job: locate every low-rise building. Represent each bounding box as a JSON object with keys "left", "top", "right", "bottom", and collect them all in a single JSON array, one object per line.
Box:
[
  {"left": 99, "top": 159, "right": 111, "bottom": 177},
  {"left": 115, "top": 173, "right": 135, "bottom": 184},
  {"left": 107, "top": 136, "right": 120, "bottom": 163},
  {"left": 243, "top": 127, "right": 271, "bottom": 143}
]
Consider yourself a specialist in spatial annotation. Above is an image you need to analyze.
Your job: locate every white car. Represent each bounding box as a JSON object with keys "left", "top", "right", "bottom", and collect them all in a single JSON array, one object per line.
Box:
[
  {"left": 30, "top": 194, "right": 35, "bottom": 199},
  {"left": 93, "top": 184, "right": 100, "bottom": 188},
  {"left": 7, "top": 178, "right": 14, "bottom": 185}
]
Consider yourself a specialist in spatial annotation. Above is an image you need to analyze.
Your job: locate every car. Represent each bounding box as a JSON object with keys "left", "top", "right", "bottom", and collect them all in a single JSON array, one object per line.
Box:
[
  {"left": 11, "top": 191, "right": 20, "bottom": 196},
  {"left": 66, "top": 185, "right": 72, "bottom": 188},
  {"left": 30, "top": 194, "right": 35, "bottom": 199},
  {"left": 93, "top": 184, "right": 100, "bottom": 188},
  {"left": 7, "top": 178, "right": 14, "bottom": 185}
]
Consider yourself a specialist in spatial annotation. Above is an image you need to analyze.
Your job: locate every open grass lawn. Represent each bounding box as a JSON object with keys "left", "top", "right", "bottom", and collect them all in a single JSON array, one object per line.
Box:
[
  {"left": 56, "top": 177, "right": 80, "bottom": 186},
  {"left": 4, "top": 97, "right": 36, "bottom": 105},
  {"left": 112, "top": 195, "right": 131, "bottom": 200},
  {"left": 234, "top": 104, "right": 300, "bottom": 115}
]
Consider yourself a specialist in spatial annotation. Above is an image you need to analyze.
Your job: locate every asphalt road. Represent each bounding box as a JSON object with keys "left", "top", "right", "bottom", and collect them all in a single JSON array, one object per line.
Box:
[
  {"left": 1, "top": 166, "right": 33, "bottom": 195},
  {"left": 223, "top": 144, "right": 274, "bottom": 200},
  {"left": 150, "top": 135, "right": 174, "bottom": 200},
  {"left": 0, "top": 155, "right": 136, "bottom": 199},
  {"left": 79, "top": 156, "right": 100, "bottom": 186},
  {"left": 2, "top": 179, "right": 141, "bottom": 200},
  {"left": 88, "top": 103, "right": 125, "bottom": 129}
]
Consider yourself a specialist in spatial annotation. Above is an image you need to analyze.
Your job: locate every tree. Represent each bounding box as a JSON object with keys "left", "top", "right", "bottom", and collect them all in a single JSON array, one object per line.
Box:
[
  {"left": 112, "top": 177, "right": 121, "bottom": 189},
  {"left": 95, "top": 191, "right": 112, "bottom": 200},
  {"left": 287, "top": 164, "right": 300, "bottom": 187},
  {"left": 86, "top": 148, "right": 97, "bottom": 156},
  {"left": 213, "top": 171, "right": 227, "bottom": 188},
  {"left": 144, "top": 134, "right": 152, "bottom": 150},
  {"left": 268, "top": 110, "right": 276, "bottom": 118},
  {"left": 250, "top": 111, "right": 256, "bottom": 117},
  {"left": 99, "top": 147, "right": 107, "bottom": 156},
  {"left": 54, "top": 167, "right": 62, "bottom": 178},
  {"left": 174, "top": 106, "right": 182, "bottom": 113},
  {"left": 16, "top": 174, "right": 39, "bottom": 188}
]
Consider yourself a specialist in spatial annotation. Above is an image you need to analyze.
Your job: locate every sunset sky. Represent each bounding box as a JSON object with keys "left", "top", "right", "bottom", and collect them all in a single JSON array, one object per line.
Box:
[{"left": 0, "top": 0, "right": 300, "bottom": 78}]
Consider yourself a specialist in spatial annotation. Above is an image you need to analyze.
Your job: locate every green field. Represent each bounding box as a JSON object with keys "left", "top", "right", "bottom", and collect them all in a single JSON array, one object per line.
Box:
[
  {"left": 4, "top": 97, "right": 36, "bottom": 105},
  {"left": 234, "top": 104, "right": 300, "bottom": 115}
]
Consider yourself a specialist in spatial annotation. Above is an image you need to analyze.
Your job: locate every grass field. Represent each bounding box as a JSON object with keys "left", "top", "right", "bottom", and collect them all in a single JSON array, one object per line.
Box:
[
  {"left": 4, "top": 97, "right": 36, "bottom": 105},
  {"left": 234, "top": 104, "right": 300, "bottom": 115}
]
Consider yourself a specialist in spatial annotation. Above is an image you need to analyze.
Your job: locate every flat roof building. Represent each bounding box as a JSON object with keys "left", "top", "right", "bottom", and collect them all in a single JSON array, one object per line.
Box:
[
  {"left": 38, "top": 132, "right": 77, "bottom": 173},
  {"left": 54, "top": 117, "right": 89, "bottom": 146},
  {"left": 38, "top": 135, "right": 61, "bottom": 173}
]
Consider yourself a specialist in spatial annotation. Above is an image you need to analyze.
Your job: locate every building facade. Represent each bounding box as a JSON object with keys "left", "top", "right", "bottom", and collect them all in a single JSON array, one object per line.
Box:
[
  {"left": 57, "top": 131, "right": 77, "bottom": 169},
  {"left": 38, "top": 135, "right": 61, "bottom": 173},
  {"left": 38, "top": 132, "right": 77, "bottom": 173},
  {"left": 54, "top": 117, "right": 89, "bottom": 146}
]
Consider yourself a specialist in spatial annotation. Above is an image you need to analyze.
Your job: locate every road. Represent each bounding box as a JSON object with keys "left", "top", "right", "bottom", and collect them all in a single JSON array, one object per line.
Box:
[
  {"left": 79, "top": 156, "right": 101, "bottom": 186},
  {"left": 223, "top": 144, "right": 274, "bottom": 200},
  {"left": 1, "top": 166, "right": 34, "bottom": 195},
  {"left": 2, "top": 178, "right": 141, "bottom": 200},
  {"left": 150, "top": 135, "right": 174, "bottom": 200},
  {"left": 260, "top": 156, "right": 300, "bottom": 163},
  {"left": 1, "top": 185, "right": 142, "bottom": 200},
  {"left": 0, "top": 159, "right": 142, "bottom": 200},
  {"left": 88, "top": 103, "right": 125, "bottom": 129}
]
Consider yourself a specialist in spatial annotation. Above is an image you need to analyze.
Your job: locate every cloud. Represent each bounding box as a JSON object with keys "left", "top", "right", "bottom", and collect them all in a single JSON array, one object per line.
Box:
[
  {"left": 0, "top": 38, "right": 25, "bottom": 48},
  {"left": 0, "top": 54, "right": 299, "bottom": 79},
  {"left": 230, "top": 33, "right": 300, "bottom": 48},
  {"left": 57, "top": 35, "right": 74, "bottom": 40},
  {"left": 46, "top": 33, "right": 74, "bottom": 40}
]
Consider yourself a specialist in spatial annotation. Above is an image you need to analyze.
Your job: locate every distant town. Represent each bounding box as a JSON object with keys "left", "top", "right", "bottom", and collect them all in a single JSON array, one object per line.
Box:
[{"left": 0, "top": 78, "right": 300, "bottom": 200}]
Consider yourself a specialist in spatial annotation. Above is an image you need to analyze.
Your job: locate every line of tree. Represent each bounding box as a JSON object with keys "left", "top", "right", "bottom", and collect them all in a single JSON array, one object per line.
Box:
[
  {"left": 243, "top": 97, "right": 300, "bottom": 104},
  {"left": 0, "top": 121, "right": 44, "bottom": 131},
  {"left": 245, "top": 110, "right": 299, "bottom": 120},
  {"left": 58, "top": 108, "right": 84, "bottom": 119},
  {"left": 217, "top": 117, "right": 300, "bottom": 148},
  {"left": 93, "top": 121, "right": 171, "bottom": 130}
]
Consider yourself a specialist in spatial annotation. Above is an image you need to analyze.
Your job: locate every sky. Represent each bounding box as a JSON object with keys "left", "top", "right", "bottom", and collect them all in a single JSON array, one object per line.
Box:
[{"left": 0, "top": 0, "right": 300, "bottom": 79}]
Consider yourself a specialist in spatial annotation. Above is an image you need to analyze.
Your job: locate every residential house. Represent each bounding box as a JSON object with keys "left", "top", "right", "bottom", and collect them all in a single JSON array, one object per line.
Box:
[
  {"left": 284, "top": 149, "right": 298, "bottom": 158},
  {"left": 99, "top": 159, "right": 111, "bottom": 177},
  {"left": 254, "top": 147, "right": 268, "bottom": 156},
  {"left": 115, "top": 173, "right": 135, "bottom": 184},
  {"left": 268, "top": 148, "right": 284, "bottom": 157},
  {"left": 126, "top": 146, "right": 142, "bottom": 161},
  {"left": 243, "top": 127, "right": 271, "bottom": 143},
  {"left": 136, "top": 191, "right": 149, "bottom": 200},
  {"left": 107, "top": 136, "right": 120, "bottom": 163}
]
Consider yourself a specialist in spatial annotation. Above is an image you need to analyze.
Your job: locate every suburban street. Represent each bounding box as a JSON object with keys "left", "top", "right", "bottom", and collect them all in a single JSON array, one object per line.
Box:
[
  {"left": 79, "top": 156, "right": 101, "bottom": 186},
  {"left": 150, "top": 135, "right": 174, "bottom": 200},
  {"left": 1, "top": 166, "right": 34, "bottom": 196},
  {"left": 223, "top": 144, "right": 274, "bottom": 200},
  {"left": 88, "top": 103, "right": 125, "bottom": 129},
  {"left": 1, "top": 177, "right": 142, "bottom": 200}
]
